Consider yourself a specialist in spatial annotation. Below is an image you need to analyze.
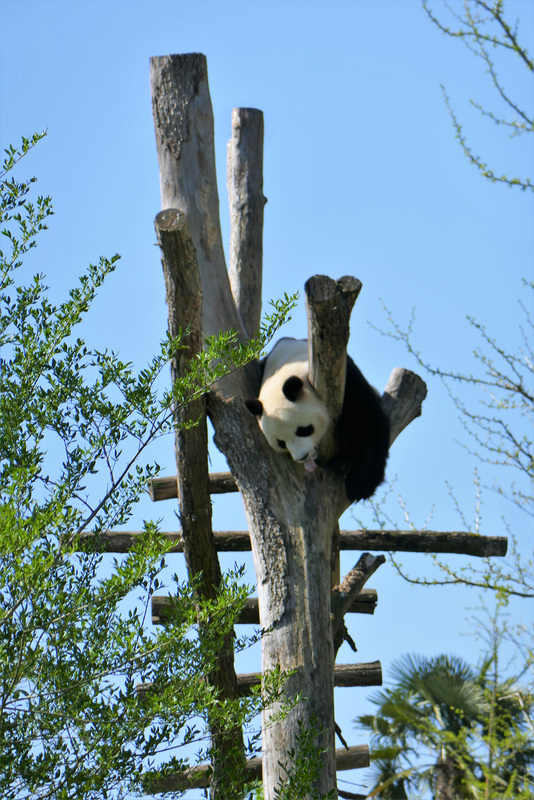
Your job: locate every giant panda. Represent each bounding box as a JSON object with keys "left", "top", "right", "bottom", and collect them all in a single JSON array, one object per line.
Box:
[{"left": 245, "top": 338, "right": 390, "bottom": 503}]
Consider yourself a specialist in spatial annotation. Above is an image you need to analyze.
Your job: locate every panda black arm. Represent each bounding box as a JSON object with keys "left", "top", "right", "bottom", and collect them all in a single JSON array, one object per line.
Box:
[
  {"left": 257, "top": 354, "right": 267, "bottom": 381},
  {"left": 335, "top": 356, "right": 390, "bottom": 503}
]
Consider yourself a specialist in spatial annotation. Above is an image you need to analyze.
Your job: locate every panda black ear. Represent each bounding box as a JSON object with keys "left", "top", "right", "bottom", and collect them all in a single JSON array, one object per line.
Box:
[
  {"left": 245, "top": 398, "right": 263, "bottom": 417},
  {"left": 282, "top": 376, "right": 304, "bottom": 402}
]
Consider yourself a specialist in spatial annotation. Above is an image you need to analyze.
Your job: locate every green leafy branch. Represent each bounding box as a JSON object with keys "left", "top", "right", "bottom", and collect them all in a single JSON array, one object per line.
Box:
[{"left": 0, "top": 134, "right": 296, "bottom": 799}]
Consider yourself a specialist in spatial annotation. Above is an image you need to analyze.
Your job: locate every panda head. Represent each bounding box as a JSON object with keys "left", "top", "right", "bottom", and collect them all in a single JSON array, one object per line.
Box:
[{"left": 246, "top": 373, "right": 330, "bottom": 473}]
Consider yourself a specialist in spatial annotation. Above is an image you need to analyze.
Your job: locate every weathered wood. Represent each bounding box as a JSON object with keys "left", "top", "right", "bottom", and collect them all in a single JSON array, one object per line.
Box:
[
  {"left": 82, "top": 527, "right": 508, "bottom": 558},
  {"left": 155, "top": 208, "right": 245, "bottom": 798},
  {"left": 336, "top": 746, "right": 370, "bottom": 770},
  {"left": 150, "top": 53, "right": 430, "bottom": 800},
  {"left": 148, "top": 471, "right": 238, "bottom": 501},
  {"left": 227, "top": 107, "right": 266, "bottom": 338},
  {"left": 151, "top": 589, "right": 378, "bottom": 625},
  {"left": 338, "top": 529, "right": 508, "bottom": 556},
  {"left": 232, "top": 661, "right": 382, "bottom": 695},
  {"left": 381, "top": 367, "right": 428, "bottom": 445},
  {"left": 228, "top": 276, "right": 366, "bottom": 797},
  {"left": 332, "top": 554, "right": 386, "bottom": 657},
  {"left": 150, "top": 55, "right": 246, "bottom": 380},
  {"left": 155, "top": 210, "right": 214, "bottom": 585},
  {"left": 306, "top": 275, "right": 362, "bottom": 459},
  {"left": 143, "top": 746, "right": 370, "bottom": 793},
  {"left": 137, "top": 661, "right": 382, "bottom": 701},
  {"left": 331, "top": 523, "right": 341, "bottom": 588},
  {"left": 332, "top": 661, "right": 383, "bottom": 687},
  {"left": 150, "top": 55, "right": 240, "bottom": 339},
  {"left": 210, "top": 395, "right": 345, "bottom": 799}
]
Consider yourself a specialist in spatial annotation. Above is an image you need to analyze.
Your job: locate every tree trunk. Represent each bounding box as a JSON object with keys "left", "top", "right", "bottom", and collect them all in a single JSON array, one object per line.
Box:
[
  {"left": 434, "top": 753, "right": 464, "bottom": 800},
  {"left": 154, "top": 209, "right": 245, "bottom": 798},
  {"left": 227, "top": 107, "right": 266, "bottom": 338},
  {"left": 210, "top": 398, "right": 342, "bottom": 795},
  {"left": 150, "top": 53, "right": 427, "bottom": 800}
]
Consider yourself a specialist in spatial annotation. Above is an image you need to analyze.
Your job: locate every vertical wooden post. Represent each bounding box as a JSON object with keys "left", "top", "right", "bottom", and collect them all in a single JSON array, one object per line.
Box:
[
  {"left": 150, "top": 54, "right": 244, "bottom": 343},
  {"left": 227, "top": 107, "right": 266, "bottom": 338},
  {"left": 154, "top": 208, "right": 246, "bottom": 799}
]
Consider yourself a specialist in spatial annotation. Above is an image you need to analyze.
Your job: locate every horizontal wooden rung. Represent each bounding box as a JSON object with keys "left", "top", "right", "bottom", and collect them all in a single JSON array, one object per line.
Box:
[
  {"left": 148, "top": 472, "right": 237, "bottom": 501},
  {"left": 151, "top": 591, "right": 378, "bottom": 625},
  {"left": 234, "top": 661, "right": 382, "bottom": 694},
  {"left": 143, "top": 745, "right": 370, "bottom": 792},
  {"left": 80, "top": 528, "right": 508, "bottom": 557},
  {"left": 137, "top": 661, "right": 381, "bottom": 699}
]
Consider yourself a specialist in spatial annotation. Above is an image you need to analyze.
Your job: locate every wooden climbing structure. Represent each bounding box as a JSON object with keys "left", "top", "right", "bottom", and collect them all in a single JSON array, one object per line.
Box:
[{"left": 85, "top": 53, "right": 509, "bottom": 800}]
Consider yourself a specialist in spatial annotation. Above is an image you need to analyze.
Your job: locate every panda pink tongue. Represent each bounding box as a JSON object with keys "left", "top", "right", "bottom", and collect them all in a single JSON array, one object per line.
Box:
[{"left": 304, "top": 457, "right": 317, "bottom": 473}]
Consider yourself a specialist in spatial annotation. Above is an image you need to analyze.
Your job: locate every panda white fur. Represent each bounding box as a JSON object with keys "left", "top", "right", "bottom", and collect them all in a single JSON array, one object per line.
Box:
[{"left": 245, "top": 337, "right": 390, "bottom": 503}]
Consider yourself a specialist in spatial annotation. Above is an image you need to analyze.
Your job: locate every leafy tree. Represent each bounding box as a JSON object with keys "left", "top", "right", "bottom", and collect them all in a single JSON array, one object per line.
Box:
[
  {"left": 423, "top": 0, "right": 533, "bottom": 191},
  {"left": 0, "top": 134, "right": 295, "bottom": 799},
  {"left": 355, "top": 649, "right": 534, "bottom": 799}
]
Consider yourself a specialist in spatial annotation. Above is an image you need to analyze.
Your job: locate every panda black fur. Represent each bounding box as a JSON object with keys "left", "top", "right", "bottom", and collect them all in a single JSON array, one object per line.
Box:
[{"left": 245, "top": 337, "right": 390, "bottom": 503}]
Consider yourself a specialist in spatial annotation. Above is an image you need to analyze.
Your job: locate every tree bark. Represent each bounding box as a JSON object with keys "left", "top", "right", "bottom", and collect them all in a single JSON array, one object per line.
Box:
[
  {"left": 144, "top": 745, "right": 369, "bottom": 793},
  {"left": 209, "top": 396, "right": 342, "bottom": 798},
  {"left": 306, "top": 275, "right": 362, "bottom": 457},
  {"left": 151, "top": 589, "right": 378, "bottom": 625},
  {"left": 150, "top": 53, "right": 428, "bottom": 800},
  {"left": 154, "top": 209, "right": 245, "bottom": 799},
  {"left": 434, "top": 753, "right": 464, "bottom": 800},
  {"left": 136, "top": 661, "right": 382, "bottom": 700},
  {"left": 150, "top": 54, "right": 245, "bottom": 346},
  {"left": 211, "top": 278, "right": 367, "bottom": 797},
  {"left": 227, "top": 107, "right": 266, "bottom": 338},
  {"left": 83, "top": 527, "right": 508, "bottom": 558},
  {"left": 148, "top": 472, "right": 239, "bottom": 500},
  {"left": 381, "top": 367, "right": 427, "bottom": 445}
]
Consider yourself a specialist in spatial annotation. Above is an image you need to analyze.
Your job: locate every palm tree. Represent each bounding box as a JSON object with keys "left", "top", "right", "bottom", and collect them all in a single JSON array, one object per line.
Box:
[{"left": 355, "top": 653, "right": 533, "bottom": 800}]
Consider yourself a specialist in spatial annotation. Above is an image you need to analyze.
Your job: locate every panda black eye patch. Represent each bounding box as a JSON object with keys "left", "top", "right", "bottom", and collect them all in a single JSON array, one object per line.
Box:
[
  {"left": 276, "top": 439, "right": 287, "bottom": 449},
  {"left": 296, "top": 425, "right": 314, "bottom": 437}
]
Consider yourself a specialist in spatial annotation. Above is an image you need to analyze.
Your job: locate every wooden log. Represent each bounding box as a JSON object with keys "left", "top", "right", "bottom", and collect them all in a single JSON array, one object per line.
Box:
[
  {"left": 137, "top": 661, "right": 382, "bottom": 701},
  {"left": 144, "top": 760, "right": 259, "bottom": 793},
  {"left": 381, "top": 367, "right": 428, "bottom": 446},
  {"left": 143, "top": 746, "right": 370, "bottom": 793},
  {"left": 339, "top": 529, "right": 508, "bottom": 556},
  {"left": 332, "top": 554, "right": 386, "bottom": 657},
  {"left": 305, "top": 275, "right": 362, "bottom": 459},
  {"left": 147, "top": 471, "right": 238, "bottom": 501},
  {"left": 154, "top": 210, "right": 216, "bottom": 586},
  {"left": 79, "top": 528, "right": 508, "bottom": 557},
  {"left": 150, "top": 54, "right": 245, "bottom": 347},
  {"left": 232, "top": 661, "right": 382, "bottom": 696},
  {"left": 332, "top": 661, "right": 382, "bottom": 688},
  {"left": 227, "top": 107, "right": 266, "bottom": 338},
  {"left": 151, "top": 589, "right": 378, "bottom": 626},
  {"left": 227, "top": 274, "right": 364, "bottom": 797},
  {"left": 154, "top": 207, "right": 245, "bottom": 795},
  {"left": 150, "top": 54, "right": 431, "bottom": 800},
  {"left": 336, "top": 745, "right": 370, "bottom": 771}
]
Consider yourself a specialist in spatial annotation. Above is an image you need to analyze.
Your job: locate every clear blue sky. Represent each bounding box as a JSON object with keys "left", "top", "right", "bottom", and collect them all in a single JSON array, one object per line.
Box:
[{"left": 1, "top": 0, "right": 532, "bottom": 796}]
